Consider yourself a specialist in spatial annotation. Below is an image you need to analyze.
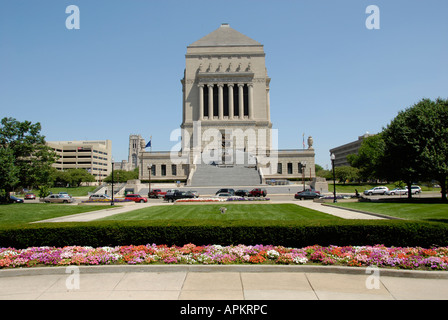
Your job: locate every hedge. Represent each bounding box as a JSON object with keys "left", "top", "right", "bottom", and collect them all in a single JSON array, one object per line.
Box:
[{"left": 1, "top": 220, "right": 447, "bottom": 249}]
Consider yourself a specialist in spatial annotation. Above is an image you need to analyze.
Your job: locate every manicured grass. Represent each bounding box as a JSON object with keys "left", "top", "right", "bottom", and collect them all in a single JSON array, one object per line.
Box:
[
  {"left": 0, "top": 203, "right": 108, "bottom": 226},
  {"left": 99, "top": 203, "right": 341, "bottom": 222},
  {"left": 328, "top": 183, "right": 441, "bottom": 194},
  {"left": 334, "top": 202, "right": 448, "bottom": 223}
]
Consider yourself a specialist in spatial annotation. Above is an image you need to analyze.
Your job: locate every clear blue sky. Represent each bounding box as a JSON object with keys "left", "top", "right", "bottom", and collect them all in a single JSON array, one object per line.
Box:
[{"left": 1, "top": 0, "right": 447, "bottom": 169}]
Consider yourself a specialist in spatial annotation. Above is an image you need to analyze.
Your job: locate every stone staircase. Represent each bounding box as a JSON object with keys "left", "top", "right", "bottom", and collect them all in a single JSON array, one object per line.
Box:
[{"left": 189, "top": 164, "right": 262, "bottom": 187}]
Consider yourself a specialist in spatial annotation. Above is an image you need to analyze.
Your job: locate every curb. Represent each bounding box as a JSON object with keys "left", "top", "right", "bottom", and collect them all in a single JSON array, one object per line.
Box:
[{"left": 1, "top": 264, "right": 447, "bottom": 279}]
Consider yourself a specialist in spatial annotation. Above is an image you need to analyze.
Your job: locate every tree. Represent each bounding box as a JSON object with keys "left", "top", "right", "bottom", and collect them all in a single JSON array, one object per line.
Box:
[
  {"left": 381, "top": 98, "right": 448, "bottom": 200},
  {"left": 0, "top": 147, "right": 19, "bottom": 197},
  {"left": 104, "top": 169, "right": 138, "bottom": 183},
  {"left": 0, "top": 117, "right": 57, "bottom": 201},
  {"left": 347, "top": 134, "right": 386, "bottom": 181},
  {"left": 54, "top": 169, "right": 96, "bottom": 187},
  {"left": 334, "top": 166, "right": 359, "bottom": 184}
]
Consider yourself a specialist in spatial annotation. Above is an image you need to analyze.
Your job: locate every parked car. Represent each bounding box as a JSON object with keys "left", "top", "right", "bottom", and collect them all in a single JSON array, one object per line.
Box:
[
  {"left": 125, "top": 194, "right": 148, "bottom": 203},
  {"left": 294, "top": 190, "right": 321, "bottom": 200},
  {"left": 89, "top": 194, "right": 111, "bottom": 200},
  {"left": 235, "top": 189, "right": 249, "bottom": 197},
  {"left": 0, "top": 195, "right": 24, "bottom": 203},
  {"left": 215, "top": 188, "right": 235, "bottom": 196},
  {"left": 43, "top": 194, "right": 74, "bottom": 203},
  {"left": 148, "top": 189, "right": 167, "bottom": 198},
  {"left": 187, "top": 191, "right": 199, "bottom": 198},
  {"left": 24, "top": 193, "right": 36, "bottom": 200},
  {"left": 363, "top": 186, "right": 389, "bottom": 195},
  {"left": 216, "top": 192, "right": 232, "bottom": 198},
  {"left": 164, "top": 190, "right": 195, "bottom": 202},
  {"left": 249, "top": 188, "right": 267, "bottom": 197},
  {"left": 406, "top": 185, "right": 422, "bottom": 194},
  {"left": 386, "top": 188, "right": 407, "bottom": 195}
]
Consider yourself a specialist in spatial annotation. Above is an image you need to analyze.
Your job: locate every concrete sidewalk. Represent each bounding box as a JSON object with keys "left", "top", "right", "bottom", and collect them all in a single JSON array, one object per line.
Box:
[{"left": 1, "top": 265, "right": 447, "bottom": 300}]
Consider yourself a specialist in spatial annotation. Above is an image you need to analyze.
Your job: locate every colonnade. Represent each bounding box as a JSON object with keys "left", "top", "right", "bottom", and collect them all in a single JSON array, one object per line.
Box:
[{"left": 198, "top": 83, "right": 254, "bottom": 120}]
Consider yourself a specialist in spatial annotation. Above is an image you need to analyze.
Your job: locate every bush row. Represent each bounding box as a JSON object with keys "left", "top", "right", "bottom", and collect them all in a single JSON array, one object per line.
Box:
[{"left": 1, "top": 220, "right": 447, "bottom": 249}]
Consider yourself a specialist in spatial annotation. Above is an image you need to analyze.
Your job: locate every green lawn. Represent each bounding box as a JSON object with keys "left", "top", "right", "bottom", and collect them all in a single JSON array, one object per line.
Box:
[
  {"left": 334, "top": 202, "right": 448, "bottom": 223},
  {"left": 328, "top": 183, "right": 441, "bottom": 194},
  {"left": 99, "top": 203, "right": 341, "bottom": 222},
  {"left": 0, "top": 203, "right": 108, "bottom": 226}
]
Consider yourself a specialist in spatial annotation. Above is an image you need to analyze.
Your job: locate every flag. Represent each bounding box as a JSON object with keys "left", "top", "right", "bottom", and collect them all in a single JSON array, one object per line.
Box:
[
  {"left": 145, "top": 136, "right": 152, "bottom": 148},
  {"left": 302, "top": 133, "right": 305, "bottom": 149}
]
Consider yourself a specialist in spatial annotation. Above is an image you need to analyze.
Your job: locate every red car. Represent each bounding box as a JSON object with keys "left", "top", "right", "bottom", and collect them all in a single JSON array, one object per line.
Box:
[
  {"left": 24, "top": 193, "right": 36, "bottom": 200},
  {"left": 125, "top": 194, "right": 148, "bottom": 203},
  {"left": 248, "top": 188, "right": 267, "bottom": 197}
]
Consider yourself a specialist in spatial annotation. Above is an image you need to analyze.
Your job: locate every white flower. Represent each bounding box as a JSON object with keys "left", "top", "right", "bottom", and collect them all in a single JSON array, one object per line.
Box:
[
  {"left": 267, "top": 250, "right": 280, "bottom": 259},
  {"left": 293, "top": 256, "right": 308, "bottom": 264}
]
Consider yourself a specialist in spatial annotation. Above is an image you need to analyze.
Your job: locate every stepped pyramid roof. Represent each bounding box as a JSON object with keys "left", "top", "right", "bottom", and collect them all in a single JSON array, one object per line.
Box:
[{"left": 188, "top": 23, "right": 262, "bottom": 47}]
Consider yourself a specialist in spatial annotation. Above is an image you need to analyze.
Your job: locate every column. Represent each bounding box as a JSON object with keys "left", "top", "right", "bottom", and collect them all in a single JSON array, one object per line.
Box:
[
  {"left": 207, "top": 84, "right": 214, "bottom": 120},
  {"left": 248, "top": 83, "right": 254, "bottom": 120},
  {"left": 238, "top": 83, "right": 244, "bottom": 119},
  {"left": 228, "top": 84, "right": 234, "bottom": 120},
  {"left": 198, "top": 84, "right": 204, "bottom": 121},
  {"left": 218, "top": 83, "right": 224, "bottom": 120}
]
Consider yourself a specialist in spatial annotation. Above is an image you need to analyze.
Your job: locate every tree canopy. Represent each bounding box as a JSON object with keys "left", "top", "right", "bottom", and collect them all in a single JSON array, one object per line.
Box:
[
  {"left": 349, "top": 98, "right": 448, "bottom": 200},
  {"left": 0, "top": 117, "right": 58, "bottom": 200},
  {"left": 382, "top": 98, "right": 448, "bottom": 200}
]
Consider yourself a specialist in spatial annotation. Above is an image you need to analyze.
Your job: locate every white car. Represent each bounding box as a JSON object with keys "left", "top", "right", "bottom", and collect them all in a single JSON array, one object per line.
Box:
[
  {"left": 43, "top": 194, "right": 74, "bottom": 203},
  {"left": 386, "top": 188, "right": 407, "bottom": 195},
  {"left": 406, "top": 186, "right": 422, "bottom": 194},
  {"left": 363, "top": 186, "right": 389, "bottom": 195},
  {"left": 89, "top": 194, "right": 111, "bottom": 200}
]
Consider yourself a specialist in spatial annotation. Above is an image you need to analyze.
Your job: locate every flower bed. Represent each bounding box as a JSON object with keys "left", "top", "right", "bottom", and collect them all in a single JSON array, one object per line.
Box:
[
  {"left": 82, "top": 198, "right": 131, "bottom": 203},
  {"left": 175, "top": 197, "right": 270, "bottom": 203},
  {"left": 1, "top": 244, "right": 447, "bottom": 271}
]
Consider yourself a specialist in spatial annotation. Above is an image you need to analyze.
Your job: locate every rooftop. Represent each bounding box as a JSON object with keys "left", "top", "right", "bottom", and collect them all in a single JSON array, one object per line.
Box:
[{"left": 188, "top": 23, "right": 262, "bottom": 48}]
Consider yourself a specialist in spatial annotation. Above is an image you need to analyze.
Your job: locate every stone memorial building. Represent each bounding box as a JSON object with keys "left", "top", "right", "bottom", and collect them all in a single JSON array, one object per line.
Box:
[{"left": 139, "top": 24, "right": 315, "bottom": 186}]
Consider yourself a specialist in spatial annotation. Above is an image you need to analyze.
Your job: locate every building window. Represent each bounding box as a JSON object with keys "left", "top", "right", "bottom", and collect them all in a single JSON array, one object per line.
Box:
[
  {"left": 151, "top": 165, "right": 156, "bottom": 176},
  {"left": 161, "top": 165, "right": 166, "bottom": 176},
  {"left": 233, "top": 84, "right": 239, "bottom": 117},
  {"left": 223, "top": 84, "right": 229, "bottom": 116},
  {"left": 171, "top": 164, "right": 177, "bottom": 176},
  {"left": 213, "top": 85, "right": 219, "bottom": 117},
  {"left": 277, "top": 163, "right": 282, "bottom": 174},
  {"left": 203, "top": 86, "right": 209, "bottom": 117},
  {"left": 287, "top": 163, "right": 293, "bottom": 174},
  {"left": 243, "top": 84, "right": 249, "bottom": 116}
]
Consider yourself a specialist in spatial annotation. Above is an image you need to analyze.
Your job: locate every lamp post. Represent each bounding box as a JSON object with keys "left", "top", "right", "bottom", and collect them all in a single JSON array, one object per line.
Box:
[
  {"left": 147, "top": 164, "right": 152, "bottom": 198},
  {"left": 111, "top": 158, "right": 115, "bottom": 206},
  {"left": 330, "top": 153, "right": 337, "bottom": 203}
]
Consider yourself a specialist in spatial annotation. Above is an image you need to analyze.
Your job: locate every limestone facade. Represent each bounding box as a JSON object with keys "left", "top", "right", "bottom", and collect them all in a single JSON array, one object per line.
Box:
[{"left": 139, "top": 24, "right": 315, "bottom": 184}]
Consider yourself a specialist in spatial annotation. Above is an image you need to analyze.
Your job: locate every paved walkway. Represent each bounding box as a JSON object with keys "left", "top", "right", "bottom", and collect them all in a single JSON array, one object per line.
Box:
[{"left": 1, "top": 265, "right": 447, "bottom": 300}]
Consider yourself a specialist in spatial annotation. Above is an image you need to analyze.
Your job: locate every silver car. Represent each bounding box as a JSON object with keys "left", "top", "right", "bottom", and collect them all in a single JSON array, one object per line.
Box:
[
  {"left": 386, "top": 188, "right": 407, "bottom": 195},
  {"left": 43, "top": 194, "right": 74, "bottom": 203},
  {"left": 363, "top": 186, "right": 389, "bottom": 195}
]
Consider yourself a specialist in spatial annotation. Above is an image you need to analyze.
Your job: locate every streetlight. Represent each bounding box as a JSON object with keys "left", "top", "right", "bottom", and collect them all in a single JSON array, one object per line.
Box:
[
  {"left": 330, "top": 153, "right": 337, "bottom": 203},
  {"left": 111, "top": 157, "right": 115, "bottom": 206},
  {"left": 147, "top": 163, "right": 153, "bottom": 198}
]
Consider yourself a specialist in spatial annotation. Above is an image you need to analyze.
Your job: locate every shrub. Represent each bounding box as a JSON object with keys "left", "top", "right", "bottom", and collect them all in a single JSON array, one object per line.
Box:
[{"left": 1, "top": 220, "right": 447, "bottom": 249}]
